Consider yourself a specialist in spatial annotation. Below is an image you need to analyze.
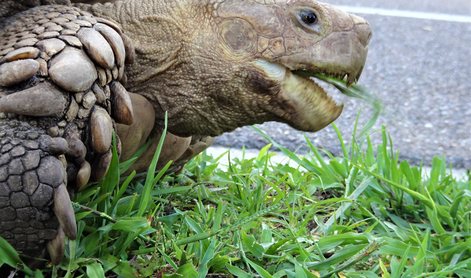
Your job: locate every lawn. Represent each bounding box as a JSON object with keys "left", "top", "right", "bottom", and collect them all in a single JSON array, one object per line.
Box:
[{"left": 2, "top": 115, "right": 470, "bottom": 277}]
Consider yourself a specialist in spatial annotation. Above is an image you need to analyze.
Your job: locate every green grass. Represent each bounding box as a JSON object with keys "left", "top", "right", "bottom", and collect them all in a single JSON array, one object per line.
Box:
[{"left": 1, "top": 115, "right": 471, "bottom": 277}]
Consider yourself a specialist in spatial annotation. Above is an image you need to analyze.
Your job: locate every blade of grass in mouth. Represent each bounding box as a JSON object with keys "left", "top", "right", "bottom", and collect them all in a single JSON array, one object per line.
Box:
[{"left": 314, "top": 74, "right": 383, "bottom": 137}]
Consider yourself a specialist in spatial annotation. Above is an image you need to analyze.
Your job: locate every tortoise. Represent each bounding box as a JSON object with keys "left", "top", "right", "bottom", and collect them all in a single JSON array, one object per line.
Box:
[{"left": 0, "top": 0, "right": 372, "bottom": 265}]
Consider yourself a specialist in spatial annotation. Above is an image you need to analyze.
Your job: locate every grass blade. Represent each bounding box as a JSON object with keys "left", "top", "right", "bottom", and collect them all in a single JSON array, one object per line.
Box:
[{"left": 0, "top": 237, "right": 32, "bottom": 275}]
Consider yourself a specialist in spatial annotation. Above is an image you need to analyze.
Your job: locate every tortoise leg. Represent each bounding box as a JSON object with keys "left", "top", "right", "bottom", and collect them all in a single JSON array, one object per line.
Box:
[
  {"left": 116, "top": 93, "right": 215, "bottom": 175},
  {"left": 119, "top": 128, "right": 215, "bottom": 175},
  {"left": 0, "top": 104, "right": 121, "bottom": 265},
  {"left": 117, "top": 93, "right": 192, "bottom": 174},
  {"left": 0, "top": 92, "right": 126, "bottom": 265},
  {"left": 0, "top": 5, "right": 135, "bottom": 265},
  {"left": 0, "top": 119, "right": 76, "bottom": 264},
  {"left": 116, "top": 93, "right": 156, "bottom": 163}
]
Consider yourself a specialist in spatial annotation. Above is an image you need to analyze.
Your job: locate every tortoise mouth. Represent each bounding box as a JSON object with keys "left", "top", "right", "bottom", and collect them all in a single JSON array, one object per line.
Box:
[
  {"left": 281, "top": 69, "right": 344, "bottom": 132},
  {"left": 253, "top": 59, "right": 343, "bottom": 132},
  {"left": 252, "top": 59, "right": 351, "bottom": 132}
]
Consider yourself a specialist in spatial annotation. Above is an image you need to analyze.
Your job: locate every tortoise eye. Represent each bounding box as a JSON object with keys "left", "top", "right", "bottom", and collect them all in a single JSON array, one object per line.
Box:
[{"left": 300, "top": 10, "right": 318, "bottom": 25}]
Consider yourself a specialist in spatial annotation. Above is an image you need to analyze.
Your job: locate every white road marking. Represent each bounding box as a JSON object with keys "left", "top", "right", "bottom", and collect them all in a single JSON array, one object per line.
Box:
[
  {"left": 206, "top": 146, "right": 469, "bottom": 178},
  {"left": 336, "top": 6, "right": 471, "bottom": 23}
]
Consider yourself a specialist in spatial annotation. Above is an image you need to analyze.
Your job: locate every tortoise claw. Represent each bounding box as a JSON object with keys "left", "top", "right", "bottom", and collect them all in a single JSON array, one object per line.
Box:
[
  {"left": 53, "top": 184, "right": 77, "bottom": 240},
  {"left": 179, "top": 136, "right": 216, "bottom": 162},
  {"left": 66, "top": 137, "right": 87, "bottom": 163},
  {"left": 0, "top": 82, "right": 68, "bottom": 117},
  {"left": 76, "top": 161, "right": 91, "bottom": 190},
  {"left": 0, "top": 59, "right": 39, "bottom": 87},
  {"left": 91, "top": 149, "right": 113, "bottom": 182},
  {"left": 46, "top": 227, "right": 65, "bottom": 265},
  {"left": 39, "top": 136, "right": 69, "bottom": 155},
  {"left": 110, "top": 81, "right": 133, "bottom": 125},
  {"left": 170, "top": 136, "right": 215, "bottom": 174},
  {"left": 90, "top": 106, "right": 113, "bottom": 154}
]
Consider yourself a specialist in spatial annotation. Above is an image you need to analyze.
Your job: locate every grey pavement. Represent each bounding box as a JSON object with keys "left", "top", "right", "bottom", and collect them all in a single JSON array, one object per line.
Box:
[{"left": 213, "top": 0, "right": 471, "bottom": 169}]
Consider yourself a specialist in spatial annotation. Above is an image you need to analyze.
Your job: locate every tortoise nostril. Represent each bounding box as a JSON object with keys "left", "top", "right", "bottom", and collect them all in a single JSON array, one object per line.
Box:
[
  {"left": 355, "top": 22, "right": 373, "bottom": 47},
  {"left": 366, "top": 24, "right": 373, "bottom": 45},
  {"left": 349, "top": 14, "right": 373, "bottom": 47}
]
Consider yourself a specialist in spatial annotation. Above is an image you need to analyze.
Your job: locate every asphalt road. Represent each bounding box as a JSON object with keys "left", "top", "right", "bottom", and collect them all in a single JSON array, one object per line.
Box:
[{"left": 213, "top": 0, "right": 471, "bottom": 169}]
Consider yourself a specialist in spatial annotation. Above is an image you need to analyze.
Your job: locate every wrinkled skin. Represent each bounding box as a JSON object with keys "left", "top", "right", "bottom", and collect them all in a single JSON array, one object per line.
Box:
[{"left": 0, "top": 0, "right": 371, "bottom": 266}]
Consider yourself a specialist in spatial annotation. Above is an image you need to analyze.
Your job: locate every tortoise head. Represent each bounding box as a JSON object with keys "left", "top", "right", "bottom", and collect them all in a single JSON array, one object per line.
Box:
[{"left": 120, "top": 0, "right": 372, "bottom": 137}]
